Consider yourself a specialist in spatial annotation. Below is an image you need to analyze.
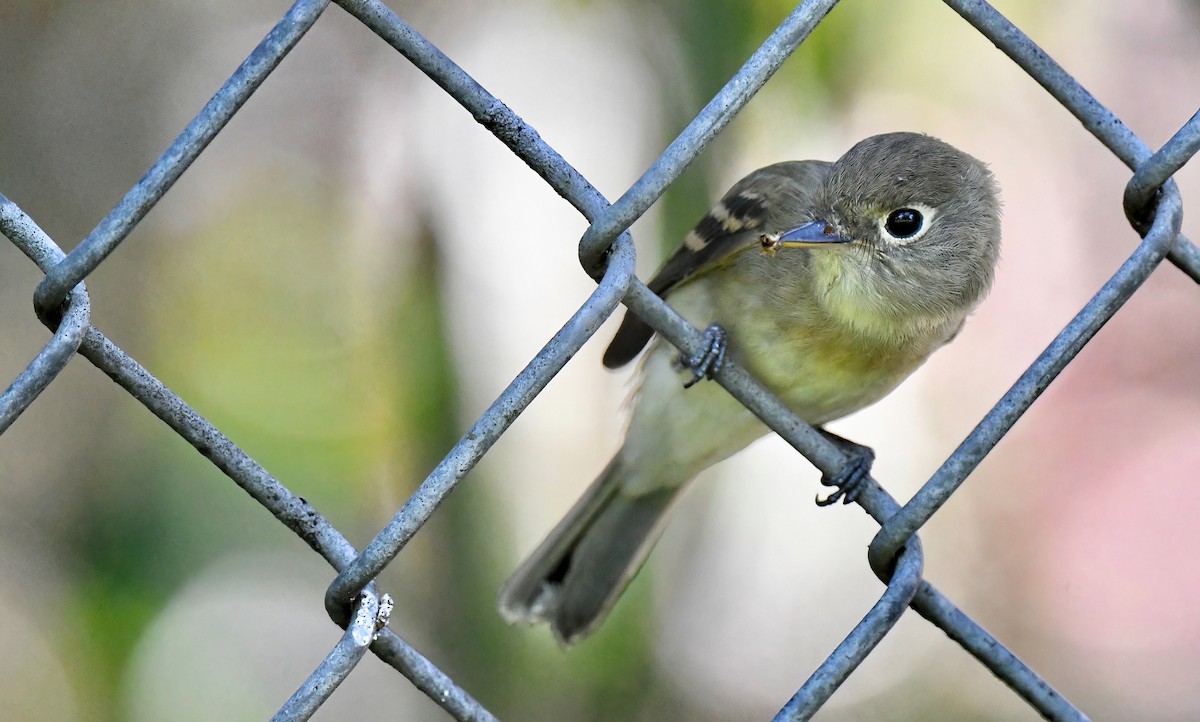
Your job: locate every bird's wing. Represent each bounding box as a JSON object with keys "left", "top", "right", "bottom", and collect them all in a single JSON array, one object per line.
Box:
[{"left": 602, "top": 160, "right": 829, "bottom": 368}]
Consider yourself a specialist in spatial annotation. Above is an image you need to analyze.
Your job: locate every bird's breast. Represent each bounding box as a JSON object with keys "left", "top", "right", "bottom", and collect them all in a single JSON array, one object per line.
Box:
[
  {"left": 664, "top": 265, "right": 955, "bottom": 426},
  {"left": 714, "top": 281, "right": 957, "bottom": 426}
]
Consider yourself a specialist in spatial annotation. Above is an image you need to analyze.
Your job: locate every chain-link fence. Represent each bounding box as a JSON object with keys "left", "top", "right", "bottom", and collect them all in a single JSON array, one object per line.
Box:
[{"left": 2, "top": 0, "right": 1198, "bottom": 719}]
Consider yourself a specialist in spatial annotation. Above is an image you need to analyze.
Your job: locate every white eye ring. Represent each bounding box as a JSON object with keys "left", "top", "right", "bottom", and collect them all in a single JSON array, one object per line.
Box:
[{"left": 879, "top": 203, "right": 938, "bottom": 244}]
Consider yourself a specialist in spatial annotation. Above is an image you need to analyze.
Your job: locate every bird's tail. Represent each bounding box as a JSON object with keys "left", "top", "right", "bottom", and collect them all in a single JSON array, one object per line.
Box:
[{"left": 498, "top": 458, "right": 679, "bottom": 645}]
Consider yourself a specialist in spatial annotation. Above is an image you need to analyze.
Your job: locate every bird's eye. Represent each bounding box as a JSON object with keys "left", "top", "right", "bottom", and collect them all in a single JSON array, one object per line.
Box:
[{"left": 884, "top": 208, "right": 923, "bottom": 239}]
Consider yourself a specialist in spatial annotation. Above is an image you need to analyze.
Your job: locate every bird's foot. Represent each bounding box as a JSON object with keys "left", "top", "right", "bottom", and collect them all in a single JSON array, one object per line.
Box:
[
  {"left": 681, "top": 324, "right": 727, "bottom": 389},
  {"left": 815, "top": 430, "right": 875, "bottom": 506}
]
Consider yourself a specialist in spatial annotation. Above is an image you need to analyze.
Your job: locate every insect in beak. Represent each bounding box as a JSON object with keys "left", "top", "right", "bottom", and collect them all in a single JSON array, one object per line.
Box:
[{"left": 760, "top": 220, "right": 852, "bottom": 256}]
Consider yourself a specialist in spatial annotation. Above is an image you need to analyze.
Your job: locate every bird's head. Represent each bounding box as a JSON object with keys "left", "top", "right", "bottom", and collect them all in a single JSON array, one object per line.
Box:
[{"left": 772, "top": 132, "right": 1002, "bottom": 336}]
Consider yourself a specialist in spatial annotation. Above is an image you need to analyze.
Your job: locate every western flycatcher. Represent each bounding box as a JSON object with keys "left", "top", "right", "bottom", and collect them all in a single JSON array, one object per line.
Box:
[{"left": 500, "top": 132, "right": 1002, "bottom": 644}]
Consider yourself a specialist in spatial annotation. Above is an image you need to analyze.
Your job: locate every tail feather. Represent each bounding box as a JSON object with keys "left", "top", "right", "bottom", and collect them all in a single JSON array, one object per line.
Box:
[{"left": 498, "top": 459, "right": 679, "bottom": 644}]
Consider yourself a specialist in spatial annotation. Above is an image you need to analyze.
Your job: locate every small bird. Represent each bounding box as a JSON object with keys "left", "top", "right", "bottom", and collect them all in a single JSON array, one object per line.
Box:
[{"left": 499, "top": 132, "right": 1002, "bottom": 645}]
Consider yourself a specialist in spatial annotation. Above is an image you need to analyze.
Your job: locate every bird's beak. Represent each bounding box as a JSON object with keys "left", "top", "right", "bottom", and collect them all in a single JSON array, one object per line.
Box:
[{"left": 776, "top": 220, "right": 852, "bottom": 247}]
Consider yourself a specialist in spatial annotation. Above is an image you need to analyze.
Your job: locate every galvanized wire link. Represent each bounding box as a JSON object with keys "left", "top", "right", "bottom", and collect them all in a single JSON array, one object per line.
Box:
[
  {"left": 869, "top": 156, "right": 1187, "bottom": 577},
  {"left": 1124, "top": 109, "right": 1200, "bottom": 232},
  {"left": 32, "top": 0, "right": 331, "bottom": 316},
  {"left": 0, "top": 293, "right": 88, "bottom": 434},
  {"left": 325, "top": 234, "right": 637, "bottom": 618},
  {"left": 2, "top": 0, "right": 1198, "bottom": 719},
  {"left": 776, "top": 538, "right": 924, "bottom": 721},
  {"left": 870, "top": 0, "right": 1200, "bottom": 582},
  {"left": 274, "top": 589, "right": 383, "bottom": 722},
  {"left": 0, "top": 197, "right": 90, "bottom": 433},
  {"left": 74, "top": 327, "right": 495, "bottom": 719},
  {"left": 943, "top": 0, "right": 1200, "bottom": 282},
  {"left": 576, "top": 0, "right": 839, "bottom": 275},
  {"left": 2, "top": 193, "right": 491, "bottom": 716}
]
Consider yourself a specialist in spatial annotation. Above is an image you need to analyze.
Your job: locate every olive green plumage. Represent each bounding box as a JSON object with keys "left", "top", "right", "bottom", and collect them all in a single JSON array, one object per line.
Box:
[{"left": 500, "top": 132, "right": 1002, "bottom": 645}]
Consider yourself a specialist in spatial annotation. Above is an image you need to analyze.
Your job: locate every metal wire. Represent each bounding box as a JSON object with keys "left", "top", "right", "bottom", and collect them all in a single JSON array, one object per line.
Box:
[
  {"left": 575, "top": 0, "right": 840, "bottom": 275},
  {"left": 273, "top": 588, "right": 384, "bottom": 722},
  {"left": 31, "top": 0, "right": 332, "bottom": 317},
  {"left": 1, "top": 0, "right": 1196, "bottom": 719},
  {"left": 0, "top": 197, "right": 91, "bottom": 434},
  {"left": 776, "top": 536, "right": 925, "bottom": 720}
]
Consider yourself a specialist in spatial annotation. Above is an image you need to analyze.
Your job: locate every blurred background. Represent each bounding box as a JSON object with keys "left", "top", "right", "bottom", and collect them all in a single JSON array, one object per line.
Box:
[{"left": 1, "top": 0, "right": 1199, "bottom": 719}]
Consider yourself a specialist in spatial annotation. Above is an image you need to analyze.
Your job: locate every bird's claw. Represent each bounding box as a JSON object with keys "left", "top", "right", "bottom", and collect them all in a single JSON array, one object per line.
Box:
[
  {"left": 681, "top": 324, "right": 727, "bottom": 389},
  {"left": 815, "top": 434, "right": 875, "bottom": 506}
]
